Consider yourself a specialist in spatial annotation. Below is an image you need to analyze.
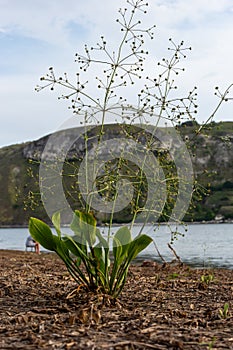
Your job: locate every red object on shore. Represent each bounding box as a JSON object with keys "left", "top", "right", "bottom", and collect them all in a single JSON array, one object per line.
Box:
[{"left": 35, "top": 242, "right": 40, "bottom": 254}]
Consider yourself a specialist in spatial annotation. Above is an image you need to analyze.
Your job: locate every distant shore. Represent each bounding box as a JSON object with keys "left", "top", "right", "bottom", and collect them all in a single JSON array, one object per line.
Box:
[{"left": 0, "top": 219, "right": 233, "bottom": 229}]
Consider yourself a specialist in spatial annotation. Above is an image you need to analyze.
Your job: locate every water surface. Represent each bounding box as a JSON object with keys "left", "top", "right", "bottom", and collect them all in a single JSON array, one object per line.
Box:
[{"left": 0, "top": 223, "right": 232, "bottom": 269}]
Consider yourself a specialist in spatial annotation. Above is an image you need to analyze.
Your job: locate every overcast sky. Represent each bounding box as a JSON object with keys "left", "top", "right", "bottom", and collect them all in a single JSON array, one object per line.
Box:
[{"left": 0, "top": 0, "right": 233, "bottom": 148}]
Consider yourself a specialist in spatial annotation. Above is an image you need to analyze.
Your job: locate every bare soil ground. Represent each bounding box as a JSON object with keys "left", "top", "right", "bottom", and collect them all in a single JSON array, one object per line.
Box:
[{"left": 0, "top": 250, "right": 233, "bottom": 350}]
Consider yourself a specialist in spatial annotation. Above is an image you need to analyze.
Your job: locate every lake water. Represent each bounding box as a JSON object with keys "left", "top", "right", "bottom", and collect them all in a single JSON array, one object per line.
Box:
[{"left": 0, "top": 223, "right": 232, "bottom": 269}]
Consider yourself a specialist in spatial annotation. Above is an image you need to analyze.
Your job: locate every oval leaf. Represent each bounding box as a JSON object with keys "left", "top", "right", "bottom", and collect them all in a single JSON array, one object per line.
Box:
[
  {"left": 29, "top": 217, "right": 55, "bottom": 251},
  {"left": 52, "top": 211, "right": 61, "bottom": 238}
]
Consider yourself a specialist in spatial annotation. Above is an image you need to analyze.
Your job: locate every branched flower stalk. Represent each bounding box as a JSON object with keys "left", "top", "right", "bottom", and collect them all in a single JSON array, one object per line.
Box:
[{"left": 29, "top": 0, "right": 233, "bottom": 298}]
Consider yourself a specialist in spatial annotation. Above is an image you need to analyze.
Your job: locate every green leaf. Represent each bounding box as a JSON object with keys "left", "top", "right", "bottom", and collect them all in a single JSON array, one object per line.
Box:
[
  {"left": 111, "top": 235, "right": 152, "bottom": 297},
  {"left": 113, "top": 226, "right": 132, "bottom": 259},
  {"left": 96, "top": 229, "right": 108, "bottom": 248},
  {"left": 113, "top": 236, "right": 123, "bottom": 261},
  {"left": 93, "top": 244, "right": 105, "bottom": 271},
  {"left": 63, "top": 235, "right": 90, "bottom": 261},
  {"left": 63, "top": 234, "right": 87, "bottom": 255},
  {"left": 95, "top": 229, "right": 110, "bottom": 269},
  {"left": 52, "top": 235, "right": 70, "bottom": 261},
  {"left": 109, "top": 236, "right": 122, "bottom": 290},
  {"left": 52, "top": 211, "right": 61, "bottom": 238},
  {"left": 53, "top": 235, "right": 89, "bottom": 286},
  {"left": 70, "top": 210, "right": 97, "bottom": 246},
  {"left": 127, "top": 234, "right": 153, "bottom": 262},
  {"left": 29, "top": 217, "right": 56, "bottom": 251},
  {"left": 110, "top": 226, "right": 132, "bottom": 292},
  {"left": 114, "top": 268, "right": 128, "bottom": 298},
  {"left": 75, "top": 256, "right": 82, "bottom": 267},
  {"left": 114, "top": 226, "right": 132, "bottom": 246},
  {"left": 70, "top": 212, "right": 82, "bottom": 235}
]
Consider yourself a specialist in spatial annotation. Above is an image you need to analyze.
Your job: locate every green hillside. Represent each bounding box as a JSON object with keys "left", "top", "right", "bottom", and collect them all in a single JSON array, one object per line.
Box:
[{"left": 0, "top": 121, "right": 232, "bottom": 226}]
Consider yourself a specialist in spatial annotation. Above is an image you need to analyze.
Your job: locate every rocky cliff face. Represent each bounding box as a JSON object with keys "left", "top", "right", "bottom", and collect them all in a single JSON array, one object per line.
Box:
[
  {"left": 178, "top": 122, "right": 233, "bottom": 221},
  {"left": 182, "top": 125, "right": 233, "bottom": 185},
  {"left": 0, "top": 122, "right": 232, "bottom": 225},
  {"left": 22, "top": 124, "right": 233, "bottom": 178}
]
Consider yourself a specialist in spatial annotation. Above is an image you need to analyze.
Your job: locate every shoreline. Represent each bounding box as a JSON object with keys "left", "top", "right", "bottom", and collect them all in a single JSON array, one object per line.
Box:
[{"left": 0, "top": 219, "right": 233, "bottom": 228}]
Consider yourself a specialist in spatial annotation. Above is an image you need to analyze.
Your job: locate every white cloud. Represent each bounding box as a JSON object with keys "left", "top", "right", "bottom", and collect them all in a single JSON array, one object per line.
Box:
[
  {"left": 0, "top": 0, "right": 124, "bottom": 47},
  {"left": 0, "top": 0, "right": 232, "bottom": 147}
]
